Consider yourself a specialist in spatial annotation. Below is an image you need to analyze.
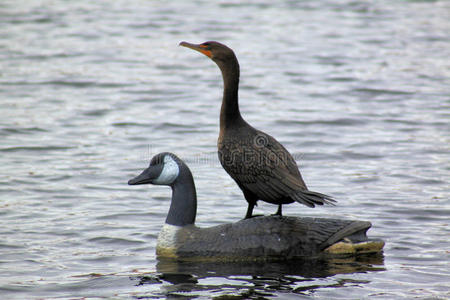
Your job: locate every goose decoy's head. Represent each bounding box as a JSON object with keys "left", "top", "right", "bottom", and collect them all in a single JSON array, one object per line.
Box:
[
  {"left": 128, "top": 152, "right": 181, "bottom": 186},
  {"left": 179, "top": 41, "right": 236, "bottom": 63}
]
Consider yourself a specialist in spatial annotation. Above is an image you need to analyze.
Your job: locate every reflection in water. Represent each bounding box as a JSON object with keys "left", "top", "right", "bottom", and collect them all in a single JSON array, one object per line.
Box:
[{"left": 135, "top": 254, "right": 384, "bottom": 297}]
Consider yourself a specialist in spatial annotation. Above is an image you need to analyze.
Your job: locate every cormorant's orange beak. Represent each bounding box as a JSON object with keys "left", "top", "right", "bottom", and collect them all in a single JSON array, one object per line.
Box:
[{"left": 179, "top": 41, "right": 212, "bottom": 58}]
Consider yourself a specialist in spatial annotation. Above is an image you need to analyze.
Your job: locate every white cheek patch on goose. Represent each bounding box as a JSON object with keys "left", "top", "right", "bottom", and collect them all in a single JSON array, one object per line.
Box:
[{"left": 153, "top": 155, "right": 179, "bottom": 185}]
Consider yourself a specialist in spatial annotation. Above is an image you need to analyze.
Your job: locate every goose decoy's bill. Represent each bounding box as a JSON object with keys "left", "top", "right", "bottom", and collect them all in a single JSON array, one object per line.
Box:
[
  {"left": 180, "top": 41, "right": 336, "bottom": 219},
  {"left": 128, "top": 152, "right": 384, "bottom": 262}
]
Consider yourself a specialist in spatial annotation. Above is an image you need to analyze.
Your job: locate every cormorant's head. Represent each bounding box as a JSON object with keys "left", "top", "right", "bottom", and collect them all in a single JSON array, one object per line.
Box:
[{"left": 179, "top": 41, "right": 236, "bottom": 64}]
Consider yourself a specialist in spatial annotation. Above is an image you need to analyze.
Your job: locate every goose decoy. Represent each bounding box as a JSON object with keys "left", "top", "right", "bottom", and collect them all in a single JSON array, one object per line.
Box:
[
  {"left": 128, "top": 152, "right": 384, "bottom": 261},
  {"left": 180, "top": 41, "right": 336, "bottom": 219}
]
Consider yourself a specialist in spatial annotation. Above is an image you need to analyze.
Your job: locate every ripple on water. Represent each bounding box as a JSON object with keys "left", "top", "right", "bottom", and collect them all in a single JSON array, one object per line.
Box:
[
  {"left": 0, "top": 145, "right": 74, "bottom": 153},
  {"left": 0, "top": 80, "right": 131, "bottom": 88},
  {"left": 87, "top": 237, "right": 145, "bottom": 246},
  {"left": 275, "top": 118, "right": 369, "bottom": 127},
  {"left": 340, "top": 150, "right": 383, "bottom": 160},
  {"left": 0, "top": 127, "right": 48, "bottom": 137},
  {"left": 351, "top": 87, "right": 415, "bottom": 100},
  {"left": 96, "top": 212, "right": 157, "bottom": 221},
  {"left": 111, "top": 121, "right": 147, "bottom": 127}
]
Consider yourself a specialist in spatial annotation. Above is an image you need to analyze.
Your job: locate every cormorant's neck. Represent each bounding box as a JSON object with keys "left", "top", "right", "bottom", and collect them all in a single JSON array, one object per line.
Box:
[
  {"left": 165, "top": 166, "right": 197, "bottom": 227},
  {"left": 217, "top": 57, "right": 245, "bottom": 129}
]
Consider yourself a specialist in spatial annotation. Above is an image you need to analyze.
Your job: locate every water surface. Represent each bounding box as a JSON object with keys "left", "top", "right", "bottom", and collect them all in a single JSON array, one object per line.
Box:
[{"left": 0, "top": 0, "right": 449, "bottom": 299}]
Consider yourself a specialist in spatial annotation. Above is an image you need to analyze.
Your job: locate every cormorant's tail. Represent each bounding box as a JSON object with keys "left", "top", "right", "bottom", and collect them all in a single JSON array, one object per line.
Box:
[{"left": 290, "top": 189, "right": 337, "bottom": 208}]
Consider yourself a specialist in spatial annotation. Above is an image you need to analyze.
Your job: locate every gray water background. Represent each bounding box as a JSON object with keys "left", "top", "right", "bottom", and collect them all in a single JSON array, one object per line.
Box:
[{"left": 0, "top": 0, "right": 449, "bottom": 299}]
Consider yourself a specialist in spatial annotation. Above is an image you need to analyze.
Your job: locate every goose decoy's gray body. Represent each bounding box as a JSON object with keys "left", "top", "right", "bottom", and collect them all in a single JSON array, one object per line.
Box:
[
  {"left": 129, "top": 152, "right": 384, "bottom": 261},
  {"left": 179, "top": 41, "right": 336, "bottom": 218}
]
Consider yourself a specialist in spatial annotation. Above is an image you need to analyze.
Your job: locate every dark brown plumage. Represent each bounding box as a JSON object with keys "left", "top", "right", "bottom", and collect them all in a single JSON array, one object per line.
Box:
[{"left": 180, "top": 41, "right": 336, "bottom": 218}]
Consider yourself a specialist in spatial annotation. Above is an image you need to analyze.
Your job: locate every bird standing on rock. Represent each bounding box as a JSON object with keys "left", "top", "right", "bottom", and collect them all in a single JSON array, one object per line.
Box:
[{"left": 180, "top": 41, "right": 336, "bottom": 219}]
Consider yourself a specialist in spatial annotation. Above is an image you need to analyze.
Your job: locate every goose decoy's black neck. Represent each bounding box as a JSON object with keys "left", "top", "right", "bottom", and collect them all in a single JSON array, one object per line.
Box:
[
  {"left": 179, "top": 41, "right": 245, "bottom": 129},
  {"left": 128, "top": 152, "right": 196, "bottom": 226}
]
